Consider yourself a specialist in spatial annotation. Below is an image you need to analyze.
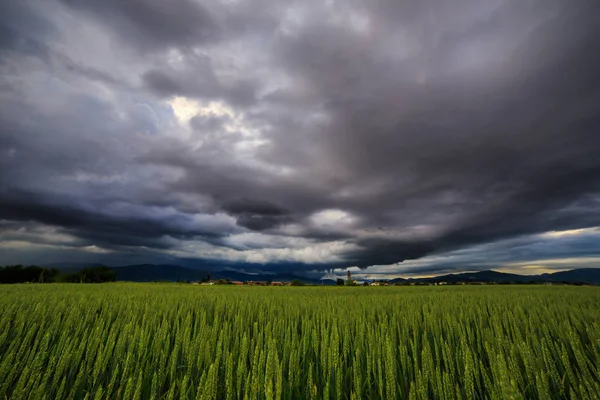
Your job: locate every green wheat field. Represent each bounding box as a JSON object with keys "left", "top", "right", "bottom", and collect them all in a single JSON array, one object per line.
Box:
[{"left": 1, "top": 284, "right": 599, "bottom": 399}]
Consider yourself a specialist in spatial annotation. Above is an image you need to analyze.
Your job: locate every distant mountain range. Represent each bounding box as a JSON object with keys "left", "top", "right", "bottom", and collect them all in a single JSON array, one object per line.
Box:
[
  {"left": 45, "top": 263, "right": 324, "bottom": 283},
  {"left": 114, "top": 264, "right": 208, "bottom": 282},
  {"left": 44, "top": 262, "right": 107, "bottom": 272},
  {"left": 43, "top": 263, "right": 600, "bottom": 285},
  {"left": 115, "top": 264, "right": 333, "bottom": 283},
  {"left": 387, "top": 268, "right": 600, "bottom": 285}
]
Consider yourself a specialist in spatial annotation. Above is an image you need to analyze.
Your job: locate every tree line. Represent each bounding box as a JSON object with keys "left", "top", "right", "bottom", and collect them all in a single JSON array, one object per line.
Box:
[{"left": 0, "top": 265, "right": 116, "bottom": 284}]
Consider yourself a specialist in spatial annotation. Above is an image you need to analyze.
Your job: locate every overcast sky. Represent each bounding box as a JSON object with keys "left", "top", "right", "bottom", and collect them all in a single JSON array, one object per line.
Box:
[{"left": 1, "top": 0, "right": 600, "bottom": 277}]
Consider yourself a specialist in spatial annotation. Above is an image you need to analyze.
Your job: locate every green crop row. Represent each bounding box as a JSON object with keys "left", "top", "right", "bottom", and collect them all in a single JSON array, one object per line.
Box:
[{"left": 0, "top": 284, "right": 599, "bottom": 399}]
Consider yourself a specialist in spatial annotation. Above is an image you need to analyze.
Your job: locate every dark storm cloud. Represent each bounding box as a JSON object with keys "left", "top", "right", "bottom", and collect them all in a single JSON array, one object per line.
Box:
[
  {"left": 59, "top": 0, "right": 218, "bottom": 50},
  {"left": 0, "top": 190, "right": 236, "bottom": 251},
  {"left": 222, "top": 198, "right": 289, "bottom": 216},
  {"left": 233, "top": 214, "right": 289, "bottom": 231},
  {"left": 0, "top": 1, "right": 54, "bottom": 61},
  {"left": 343, "top": 239, "right": 435, "bottom": 269},
  {"left": 254, "top": 0, "right": 600, "bottom": 267},
  {"left": 2, "top": 0, "right": 600, "bottom": 271},
  {"left": 385, "top": 228, "right": 600, "bottom": 277},
  {"left": 222, "top": 198, "right": 293, "bottom": 231}
]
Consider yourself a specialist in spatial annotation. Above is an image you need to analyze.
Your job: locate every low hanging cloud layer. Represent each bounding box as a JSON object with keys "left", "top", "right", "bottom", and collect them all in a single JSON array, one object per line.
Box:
[{"left": 1, "top": 0, "right": 600, "bottom": 274}]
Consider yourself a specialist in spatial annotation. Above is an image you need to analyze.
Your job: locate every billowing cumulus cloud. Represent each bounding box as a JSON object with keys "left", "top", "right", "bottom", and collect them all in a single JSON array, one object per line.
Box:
[{"left": 1, "top": 0, "right": 600, "bottom": 274}]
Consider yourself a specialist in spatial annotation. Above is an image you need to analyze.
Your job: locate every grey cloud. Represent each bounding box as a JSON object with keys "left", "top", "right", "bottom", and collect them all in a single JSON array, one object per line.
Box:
[
  {"left": 142, "top": 67, "right": 258, "bottom": 107},
  {"left": 0, "top": 1, "right": 54, "bottom": 57},
  {"left": 390, "top": 229, "right": 600, "bottom": 277},
  {"left": 190, "top": 114, "right": 229, "bottom": 132},
  {"left": 139, "top": 0, "right": 600, "bottom": 261},
  {"left": 344, "top": 239, "right": 436, "bottom": 268},
  {"left": 222, "top": 198, "right": 289, "bottom": 216},
  {"left": 222, "top": 198, "right": 292, "bottom": 231},
  {"left": 143, "top": 70, "right": 185, "bottom": 97},
  {"left": 0, "top": 190, "right": 238, "bottom": 252},
  {"left": 234, "top": 214, "right": 292, "bottom": 231},
  {"left": 59, "top": 0, "right": 218, "bottom": 50},
  {"left": 269, "top": 2, "right": 600, "bottom": 267},
  {"left": 54, "top": 52, "right": 132, "bottom": 89},
  {"left": 2, "top": 0, "right": 600, "bottom": 272}
]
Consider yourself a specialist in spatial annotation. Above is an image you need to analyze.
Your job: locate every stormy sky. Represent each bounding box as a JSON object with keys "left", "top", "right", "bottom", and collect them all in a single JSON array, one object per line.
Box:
[{"left": 1, "top": 0, "right": 600, "bottom": 277}]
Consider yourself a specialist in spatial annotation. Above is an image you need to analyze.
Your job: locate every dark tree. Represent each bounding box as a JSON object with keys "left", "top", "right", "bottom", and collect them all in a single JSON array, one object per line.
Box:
[
  {"left": 0, "top": 265, "right": 60, "bottom": 283},
  {"left": 336, "top": 278, "right": 345, "bottom": 286},
  {"left": 62, "top": 266, "right": 116, "bottom": 283}
]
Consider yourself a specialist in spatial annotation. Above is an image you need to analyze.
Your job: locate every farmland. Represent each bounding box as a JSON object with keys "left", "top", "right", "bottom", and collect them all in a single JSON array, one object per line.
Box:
[{"left": 0, "top": 284, "right": 599, "bottom": 399}]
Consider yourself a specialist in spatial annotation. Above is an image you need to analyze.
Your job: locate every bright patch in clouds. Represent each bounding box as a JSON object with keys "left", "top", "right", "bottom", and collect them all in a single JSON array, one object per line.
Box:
[
  {"left": 169, "top": 97, "right": 234, "bottom": 125},
  {"left": 170, "top": 97, "right": 201, "bottom": 124},
  {"left": 83, "top": 245, "right": 113, "bottom": 254},
  {"left": 310, "top": 209, "right": 357, "bottom": 230},
  {"left": 167, "top": 236, "right": 357, "bottom": 264},
  {"left": 542, "top": 228, "right": 599, "bottom": 238}
]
